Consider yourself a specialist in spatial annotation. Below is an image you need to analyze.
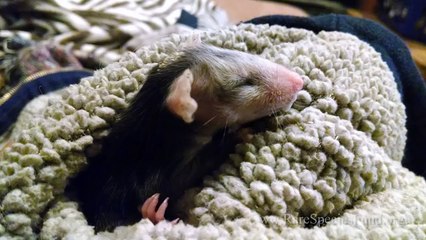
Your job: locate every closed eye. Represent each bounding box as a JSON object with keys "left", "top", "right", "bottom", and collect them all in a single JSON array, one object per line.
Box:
[
  {"left": 234, "top": 76, "right": 256, "bottom": 88},
  {"left": 245, "top": 78, "right": 256, "bottom": 86},
  {"left": 245, "top": 72, "right": 263, "bottom": 86}
]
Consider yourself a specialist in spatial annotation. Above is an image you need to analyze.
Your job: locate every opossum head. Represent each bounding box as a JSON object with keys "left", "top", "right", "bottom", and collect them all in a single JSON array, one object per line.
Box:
[{"left": 165, "top": 44, "right": 303, "bottom": 131}]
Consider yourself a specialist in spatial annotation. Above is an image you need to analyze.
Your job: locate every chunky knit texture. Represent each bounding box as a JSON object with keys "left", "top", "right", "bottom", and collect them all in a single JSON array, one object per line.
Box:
[{"left": 1, "top": 24, "right": 425, "bottom": 239}]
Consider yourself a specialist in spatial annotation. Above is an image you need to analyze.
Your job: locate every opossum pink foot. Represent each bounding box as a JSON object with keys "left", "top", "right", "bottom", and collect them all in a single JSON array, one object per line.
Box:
[
  {"left": 140, "top": 194, "right": 180, "bottom": 224},
  {"left": 140, "top": 193, "right": 169, "bottom": 224}
]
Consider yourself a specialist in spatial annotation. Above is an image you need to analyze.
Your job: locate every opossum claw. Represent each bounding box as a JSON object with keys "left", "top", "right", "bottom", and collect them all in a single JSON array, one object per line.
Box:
[
  {"left": 140, "top": 193, "right": 157, "bottom": 218},
  {"left": 155, "top": 197, "right": 169, "bottom": 221},
  {"left": 140, "top": 193, "right": 169, "bottom": 224}
]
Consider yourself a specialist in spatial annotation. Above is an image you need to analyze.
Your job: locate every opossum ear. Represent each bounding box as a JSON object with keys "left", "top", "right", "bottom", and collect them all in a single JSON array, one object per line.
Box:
[{"left": 166, "top": 69, "right": 198, "bottom": 123}]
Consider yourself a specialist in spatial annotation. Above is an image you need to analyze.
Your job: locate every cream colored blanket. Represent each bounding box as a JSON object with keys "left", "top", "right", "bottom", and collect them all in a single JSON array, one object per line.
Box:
[{"left": 1, "top": 24, "right": 425, "bottom": 240}]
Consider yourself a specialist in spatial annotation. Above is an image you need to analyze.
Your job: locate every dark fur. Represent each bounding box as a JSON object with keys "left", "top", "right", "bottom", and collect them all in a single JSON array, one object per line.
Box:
[{"left": 65, "top": 57, "right": 234, "bottom": 232}]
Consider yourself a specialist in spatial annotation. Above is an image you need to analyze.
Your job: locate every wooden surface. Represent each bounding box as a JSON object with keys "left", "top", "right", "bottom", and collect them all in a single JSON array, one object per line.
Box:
[{"left": 214, "top": 0, "right": 308, "bottom": 23}]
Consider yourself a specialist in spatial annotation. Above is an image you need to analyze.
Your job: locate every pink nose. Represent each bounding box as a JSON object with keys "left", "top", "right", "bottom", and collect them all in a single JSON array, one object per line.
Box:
[
  {"left": 289, "top": 72, "right": 304, "bottom": 92},
  {"left": 275, "top": 66, "right": 304, "bottom": 93}
]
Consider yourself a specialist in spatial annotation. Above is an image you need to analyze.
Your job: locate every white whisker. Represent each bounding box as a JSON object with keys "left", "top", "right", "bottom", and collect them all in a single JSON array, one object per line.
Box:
[
  {"left": 221, "top": 118, "right": 229, "bottom": 143},
  {"left": 270, "top": 106, "right": 283, "bottom": 130},
  {"left": 202, "top": 115, "right": 217, "bottom": 126}
]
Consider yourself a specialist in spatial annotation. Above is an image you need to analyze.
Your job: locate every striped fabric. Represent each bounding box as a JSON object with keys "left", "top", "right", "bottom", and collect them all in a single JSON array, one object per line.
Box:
[
  {"left": 0, "top": 0, "right": 228, "bottom": 66},
  {"left": 0, "top": 0, "right": 228, "bottom": 135}
]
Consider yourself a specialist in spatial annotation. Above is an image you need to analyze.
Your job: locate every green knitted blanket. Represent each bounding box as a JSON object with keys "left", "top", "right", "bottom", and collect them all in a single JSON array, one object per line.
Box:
[{"left": 1, "top": 24, "right": 425, "bottom": 240}]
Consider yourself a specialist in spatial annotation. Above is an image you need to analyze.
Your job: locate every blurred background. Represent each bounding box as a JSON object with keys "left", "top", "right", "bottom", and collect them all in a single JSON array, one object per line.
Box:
[{"left": 216, "top": 0, "right": 425, "bottom": 78}]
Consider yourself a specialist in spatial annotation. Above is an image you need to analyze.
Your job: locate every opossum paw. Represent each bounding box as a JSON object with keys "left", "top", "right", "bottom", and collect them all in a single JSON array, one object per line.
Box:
[{"left": 140, "top": 193, "right": 169, "bottom": 224}]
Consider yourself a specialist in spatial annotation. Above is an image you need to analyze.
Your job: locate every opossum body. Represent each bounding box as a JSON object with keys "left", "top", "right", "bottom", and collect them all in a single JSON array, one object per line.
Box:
[{"left": 65, "top": 43, "right": 303, "bottom": 232}]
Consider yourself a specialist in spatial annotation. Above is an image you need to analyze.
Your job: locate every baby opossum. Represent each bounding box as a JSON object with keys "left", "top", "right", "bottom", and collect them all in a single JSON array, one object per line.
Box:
[{"left": 65, "top": 43, "right": 303, "bottom": 232}]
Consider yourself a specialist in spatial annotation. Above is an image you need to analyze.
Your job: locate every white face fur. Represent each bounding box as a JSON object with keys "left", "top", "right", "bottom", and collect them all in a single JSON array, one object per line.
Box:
[{"left": 165, "top": 44, "right": 304, "bottom": 132}]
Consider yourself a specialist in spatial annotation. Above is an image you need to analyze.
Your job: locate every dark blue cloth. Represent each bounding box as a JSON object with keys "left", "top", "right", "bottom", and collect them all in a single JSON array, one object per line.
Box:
[
  {"left": 0, "top": 70, "right": 93, "bottom": 135},
  {"left": 177, "top": 10, "right": 198, "bottom": 28},
  {"left": 378, "top": 0, "right": 426, "bottom": 43},
  {"left": 247, "top": 14, "right": 426, "bottom": 177}
]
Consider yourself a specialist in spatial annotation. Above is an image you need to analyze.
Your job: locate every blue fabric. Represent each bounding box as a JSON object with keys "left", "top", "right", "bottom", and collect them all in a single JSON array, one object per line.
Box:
[
  {"left": 378, "top": 0, "right": 426, "bottom": 43},
  {"left": 177, "top": 10, "right": 198, "bottom": 28},
  {"left": 247, "top": 14, "right": 426, "bottom": 177},
  {"left": 0, "top": 70, "right": 93, "bottom": 135}
]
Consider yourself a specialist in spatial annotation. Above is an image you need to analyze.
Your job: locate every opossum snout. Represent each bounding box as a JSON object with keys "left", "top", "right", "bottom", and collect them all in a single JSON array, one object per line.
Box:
[{"left": 269, "top": 65, "right": 304, "bottom": 96}]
